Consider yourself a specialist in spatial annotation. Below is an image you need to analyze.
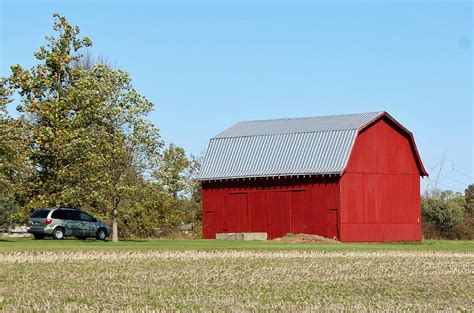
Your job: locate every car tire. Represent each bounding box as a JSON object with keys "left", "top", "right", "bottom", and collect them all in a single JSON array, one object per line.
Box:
[
  {"left": 52, "top": 227, "right": 65, "bottom": 240},
  {"left": 34, "top": 234, "right": 45, "bottom": 240},
  {"left": 96, "top": 228, "right": 107, "bottom": 241}
]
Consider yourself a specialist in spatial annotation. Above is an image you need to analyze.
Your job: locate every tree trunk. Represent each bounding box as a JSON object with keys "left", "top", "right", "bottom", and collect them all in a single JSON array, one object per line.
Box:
[
  {"left": 112, "top": 195, "right": 119, "bottom": 242},
  {"left": 112, "top": 214, "right": 118, "bottom": 242}
]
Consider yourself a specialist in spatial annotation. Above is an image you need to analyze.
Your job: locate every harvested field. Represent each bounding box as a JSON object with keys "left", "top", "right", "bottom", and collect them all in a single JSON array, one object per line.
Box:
[{"left": 1, "top": 249, "right": 473, "bottom": 311}]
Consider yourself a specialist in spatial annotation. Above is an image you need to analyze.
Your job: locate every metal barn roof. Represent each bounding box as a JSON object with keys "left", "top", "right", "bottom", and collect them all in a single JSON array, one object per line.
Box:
[
  {"left": 198, "top": 112, "right": 384, "bottom": 181},
  {"left": 215, "top": 112, "right": 383, "bottom": 138}
]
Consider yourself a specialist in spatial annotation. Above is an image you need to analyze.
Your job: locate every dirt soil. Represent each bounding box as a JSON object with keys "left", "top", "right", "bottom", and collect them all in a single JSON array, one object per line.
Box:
[{"left": 272, "top": 233, "right": 340, "bottom": 244}]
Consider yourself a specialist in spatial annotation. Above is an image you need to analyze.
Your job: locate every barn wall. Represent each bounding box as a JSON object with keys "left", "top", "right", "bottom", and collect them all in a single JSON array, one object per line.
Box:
[
  {"left": 202, "top": 176, "right": 340, "bottom": 239},
  {"left": 339, "top": 117, "right": 422, "bottom": 242}
]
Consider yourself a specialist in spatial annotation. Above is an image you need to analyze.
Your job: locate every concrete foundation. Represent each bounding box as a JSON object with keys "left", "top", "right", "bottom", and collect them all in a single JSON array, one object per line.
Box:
[{"left": 216, "top": 232, "right": 268, "bottom": 241}]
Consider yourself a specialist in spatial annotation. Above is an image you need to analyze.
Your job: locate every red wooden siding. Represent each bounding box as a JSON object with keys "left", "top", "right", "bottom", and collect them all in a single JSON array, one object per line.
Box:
[
  {"left": 202, "top": 177, "right": 340, "bottom": 239},
  {"left": 339, "top": 117, "right": 422, "bottom": 242}
]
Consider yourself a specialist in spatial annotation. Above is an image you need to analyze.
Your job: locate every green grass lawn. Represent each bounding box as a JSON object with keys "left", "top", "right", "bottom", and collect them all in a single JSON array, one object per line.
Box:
[{"left": 1, "top": 237, "right": 473, "bottom": 251}]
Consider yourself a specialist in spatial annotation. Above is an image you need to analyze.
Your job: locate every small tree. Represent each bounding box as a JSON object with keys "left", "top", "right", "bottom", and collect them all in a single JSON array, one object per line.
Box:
[
  {"left": 184, "top": 153, "right": 203, "bottom": 202},
  {"left": 154, "top": 144, "right": 190, "bottom": 199},
  {"left": 183, "top": 153, "right": 203, "bottom": 226}
]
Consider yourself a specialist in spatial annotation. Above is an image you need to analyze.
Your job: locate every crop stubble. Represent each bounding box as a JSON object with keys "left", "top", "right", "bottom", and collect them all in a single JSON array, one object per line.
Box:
[{"left": 1, "top": 250, "right": 472, "bottom": 311}]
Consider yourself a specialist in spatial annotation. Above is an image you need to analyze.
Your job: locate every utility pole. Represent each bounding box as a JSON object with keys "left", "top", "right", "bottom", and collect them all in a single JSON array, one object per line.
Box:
[{"left": 434, "top": 150, "right": 447, "bottom": 191}]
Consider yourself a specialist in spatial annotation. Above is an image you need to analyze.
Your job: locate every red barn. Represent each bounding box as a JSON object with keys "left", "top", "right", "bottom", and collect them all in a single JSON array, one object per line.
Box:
[{"left": 197, "top": 112, "right": 428, "bottom": 242}]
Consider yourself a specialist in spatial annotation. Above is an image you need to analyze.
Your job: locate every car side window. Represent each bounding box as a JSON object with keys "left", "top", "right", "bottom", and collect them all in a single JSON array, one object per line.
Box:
[
  {"left": 51, "top": 210, "right": 65, "bottom": 219},
  {"left": 79, "top": 212, "right": 95, "bottom": 222},
  {"left": 63, "top": 210, "right": 80, "bottom": 221}
]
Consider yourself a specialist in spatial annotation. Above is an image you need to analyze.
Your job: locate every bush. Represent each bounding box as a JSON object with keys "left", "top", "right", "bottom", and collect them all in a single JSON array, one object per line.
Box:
[
  {"left": 445, "top": 217, "right": 474, "bottom": 240},
  {"left": 422, "top": 189, "right": 473, "bottom": 240},
  {"left": 422, "top": 190, "right": 465, "bottom": 232},
  {"left": 422, "top": 221, "right": 441, "bottom": 240}
]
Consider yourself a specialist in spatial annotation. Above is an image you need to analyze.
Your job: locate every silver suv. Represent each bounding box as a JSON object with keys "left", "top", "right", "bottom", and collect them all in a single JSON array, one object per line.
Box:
[{"left": 27, "top": 208, "right": 111, "bottom": 240}]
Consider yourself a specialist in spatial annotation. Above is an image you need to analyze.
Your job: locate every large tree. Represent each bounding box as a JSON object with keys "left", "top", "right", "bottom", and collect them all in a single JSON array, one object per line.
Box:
[
  {"left": 8, "top": 14, "right": 93, "bottom": 209},
  {"left": 6, "top": 14, "right": 162, "bottom": 241},
  {"left": 79, "top": 63, "right": 162, "bottom": 241},
  {"left": 0, "top": 79, "right": 31, "bottom": 228}
]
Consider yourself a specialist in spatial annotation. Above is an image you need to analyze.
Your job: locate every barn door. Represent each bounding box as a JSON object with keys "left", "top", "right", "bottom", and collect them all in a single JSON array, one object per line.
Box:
[
  {"left": 226, "top": 193, "right": 249, "bottom": 233},
  {"left": 326, "top": 209, "right": 338, "bottom": 239},
  {"left": 267, "top": 191, "right": 291, "bottom": 239},
  {"left": 290, "top": 190, "right": 306, "bottom": 234},
  {"left": 246, "top": 191, "right": 291, "bottom": 239},
  {"left": 247, "top": 192, "right": 268, "bottom": 233}
]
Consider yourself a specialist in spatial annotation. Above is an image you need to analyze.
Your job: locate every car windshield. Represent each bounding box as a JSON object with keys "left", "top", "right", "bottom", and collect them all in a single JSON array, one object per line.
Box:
[{"left": 31, "top": 209, "right": 50, "bottom": 218}]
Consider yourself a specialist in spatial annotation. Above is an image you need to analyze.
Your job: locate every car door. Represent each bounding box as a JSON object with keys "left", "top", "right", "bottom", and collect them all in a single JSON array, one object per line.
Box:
[
  {"left": 78, "top": 211, "right": 97, "bottom": 237},
  {"left": 62, "top": 210, "right": 80, "bottom": 236}
]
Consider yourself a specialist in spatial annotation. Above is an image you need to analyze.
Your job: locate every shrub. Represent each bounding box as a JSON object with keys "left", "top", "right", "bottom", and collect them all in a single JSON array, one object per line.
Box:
[
  {"left": 445, "top": 217, "right": 474, "bottom": 240},
  {"left": 422, "top": 221, "right": 441, "bottom": 240},
  {"left": 422, "top": 190, "right": 465, "bottom": 233},
  {"left": 421, "top": 189, "right": 474, "bottom": 239}
]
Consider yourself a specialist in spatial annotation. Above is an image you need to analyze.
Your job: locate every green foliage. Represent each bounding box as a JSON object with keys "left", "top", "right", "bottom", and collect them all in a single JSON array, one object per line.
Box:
[
  {"left": 8, "top": 14, "right": 93, "bottom": 210},
  {"left": 119, "top": 181, "right": 174, "bottom": 238},
  {"left": 421, "top": 189, "right": 467, "bottom": 237},
  {"left": 0, "top": 79, "right": 32, "bottom": 227},
  {"left": 185, "top": 153, "right": 203, "bottom": 204},
  {"left": 1, "top": 14, "right": 206, "bottom": 240},
  {"left": 152, "top": 145, "right": 203, "bottom": 238},
  {"left": 154, "top": 144, "right": 190, "bottom": 198},
  {"left": 464, "top": 184, "right": 474, "bottom": 216},
  {"left": 68, "top": 62, "right": 163, "bottom": 241}
]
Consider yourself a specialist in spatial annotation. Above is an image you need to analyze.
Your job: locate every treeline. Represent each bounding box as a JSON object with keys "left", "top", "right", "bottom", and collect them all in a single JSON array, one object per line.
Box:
[
  {"left": 0, "top": 14, "right": 201, "bottom": 240},
  {"left": 421, "top": 185, "right": 474, "bottom": 240}
]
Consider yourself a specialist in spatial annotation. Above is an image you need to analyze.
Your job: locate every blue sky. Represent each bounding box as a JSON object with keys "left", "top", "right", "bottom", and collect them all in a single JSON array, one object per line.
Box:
[{"left": 1, "top": 0, "right": 472, "bottom": 192}]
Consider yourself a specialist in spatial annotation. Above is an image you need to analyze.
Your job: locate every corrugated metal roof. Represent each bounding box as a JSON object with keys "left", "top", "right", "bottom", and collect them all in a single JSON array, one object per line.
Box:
[
  {"left": 215, "top": 111, "right": 383, "bottom": 138},
  {"left": 198, "top": 112, "right": 384, "bottom": 180}
]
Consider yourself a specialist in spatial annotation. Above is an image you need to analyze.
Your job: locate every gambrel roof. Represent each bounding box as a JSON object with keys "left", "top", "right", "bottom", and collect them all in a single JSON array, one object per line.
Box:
[{"left": 198, "top": 112, "right": 427, "bottom": 181}]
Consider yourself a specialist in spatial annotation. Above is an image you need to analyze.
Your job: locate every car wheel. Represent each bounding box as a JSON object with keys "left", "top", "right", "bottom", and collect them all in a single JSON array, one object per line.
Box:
[
  {"left": 52, "top": 227, "right": 65, "bottom": 240},
  {"left": 34, "top": 234, "right": 45, "bottom": 240},
  {"left": 96, "top": 228, "right": 107, "bottom": 241}
]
